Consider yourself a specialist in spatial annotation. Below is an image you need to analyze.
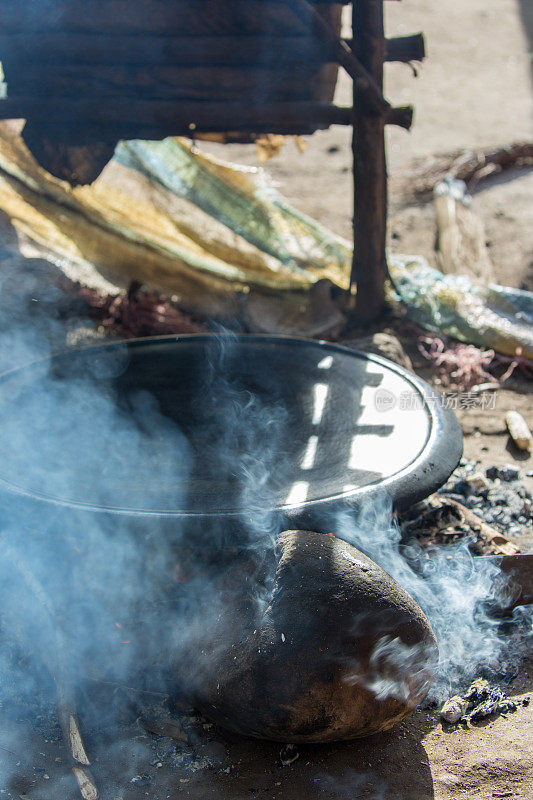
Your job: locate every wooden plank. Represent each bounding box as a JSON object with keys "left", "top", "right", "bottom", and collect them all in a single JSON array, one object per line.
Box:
[
  {"left": 0, "top": 98, "right": 351, "bottom": 136},
  {"left": 1, "top": 64, "right": 332, "bottom": 103},
  {"left": 0, "top": 33, "right": 334, "bottom": 68},
  {"left": 0, "top": 1, "right": 341, "bottom": 36}
]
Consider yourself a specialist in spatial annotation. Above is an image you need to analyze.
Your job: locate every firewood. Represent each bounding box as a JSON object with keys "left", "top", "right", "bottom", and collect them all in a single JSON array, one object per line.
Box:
[
  {"left": 72, "top": 767, "right": 99, "bottom": 800},
  {"left": 441, "top": 498, "right": 521, "bottom": 556},
  {"left": 1, "top": 542, "right": 100, "bottom": 799}
]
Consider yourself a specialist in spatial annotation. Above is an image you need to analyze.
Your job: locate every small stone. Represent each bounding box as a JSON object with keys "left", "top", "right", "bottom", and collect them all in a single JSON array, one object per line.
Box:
[
  {"left": 342, "top": 333, "right": 413, "bottom": 371},
  {"left": 466, "top": 473, "right": 489, "bottom": 492},
  {"left": 280, "top": 744, "right": 300, "bottom": 766}
]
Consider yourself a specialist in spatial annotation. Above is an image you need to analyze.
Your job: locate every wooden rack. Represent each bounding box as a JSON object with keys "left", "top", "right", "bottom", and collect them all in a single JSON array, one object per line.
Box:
[{"left": 0, "top": 0, "right": 425, "bottom": 321}]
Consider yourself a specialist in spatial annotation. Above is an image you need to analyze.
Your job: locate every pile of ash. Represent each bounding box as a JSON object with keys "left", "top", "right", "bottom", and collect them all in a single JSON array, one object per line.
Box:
[
  {"left": 440, "top": 677, "right": 530, "bottom": 725},
  {"left": 399, "top": 458, "right": 532, "bottom": 555}
]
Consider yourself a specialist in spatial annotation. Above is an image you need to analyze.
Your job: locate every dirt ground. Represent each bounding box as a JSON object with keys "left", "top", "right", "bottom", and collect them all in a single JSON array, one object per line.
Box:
[{"left": 191, "top": 3, "right": 533, "bottom": 799}]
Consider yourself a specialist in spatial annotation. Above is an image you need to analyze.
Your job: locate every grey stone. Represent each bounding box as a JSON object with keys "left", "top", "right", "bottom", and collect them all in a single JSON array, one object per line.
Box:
[{"left": 342, "top": 333, "right": 413, "bottom": 371}]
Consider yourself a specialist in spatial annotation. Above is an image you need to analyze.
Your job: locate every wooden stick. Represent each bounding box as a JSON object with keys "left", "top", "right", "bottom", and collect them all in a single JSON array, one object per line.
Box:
[
  {"left": 0, "top": 98, "right": 352, "bottom": 136},
  {"left": 2, "top": 64, "right": 327, "bottom": 103},
  {"left": 347, "top": 33, "right": 426, "bottom": 63},
  {"left": 385, "top": 33, "right": 426, "bottom": 63},
  {"left": 351, "top": 0, "right": 388, "bottom": 320},
  {"left": 398, "top": 142, "right": 533, "bottom": 201},
  {"left": 2, "top": 542, "right": 100, "bottom": 800},
  {"left": 386, "top": 105, "right": 413, "bottom": 129}
]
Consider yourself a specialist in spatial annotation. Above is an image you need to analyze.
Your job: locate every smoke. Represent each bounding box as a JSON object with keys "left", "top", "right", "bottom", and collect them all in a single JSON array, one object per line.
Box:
[
  {"left": 334, "top": 502, "right": 531, "bottom": 701},
  {"left": 0, "top": 244, "right": 530, "bottom": 798},
  {"left": 0, "top": 250, "right": 288, "bottom": 795}
]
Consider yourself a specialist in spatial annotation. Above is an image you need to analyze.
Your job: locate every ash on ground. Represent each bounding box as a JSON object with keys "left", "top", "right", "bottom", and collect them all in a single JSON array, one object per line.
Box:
[
  {"left": 399, "top": 457, "right": 532, "bottom": 554},
  {"left": 440, "top": 677, "right": 530, "bottom": 726}
]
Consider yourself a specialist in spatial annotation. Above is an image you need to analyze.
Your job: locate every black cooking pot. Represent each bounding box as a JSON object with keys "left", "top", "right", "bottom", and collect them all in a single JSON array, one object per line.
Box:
[{"left": 0, "top": 335, "right": 462, "bottom": 545}]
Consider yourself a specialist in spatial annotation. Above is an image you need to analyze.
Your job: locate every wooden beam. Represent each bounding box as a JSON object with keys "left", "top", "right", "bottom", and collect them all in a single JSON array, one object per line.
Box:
[
  {"left": 347, "top": 33, "right": 426, "bottom": 63},
  {"left": 385, "top": 33, "right": 425, "bottom": 63},
  {"left": 0, "top": 32, "right": 425, "bottom": 69},
  {"left": 0, "top": 99, "right": 352, "bottom": 139},
  {"left": 0, "top": 64, "right": 330, "bottom": 104},
  {"left": 351, "top": 0, "right": 388, "bottom": 321}
]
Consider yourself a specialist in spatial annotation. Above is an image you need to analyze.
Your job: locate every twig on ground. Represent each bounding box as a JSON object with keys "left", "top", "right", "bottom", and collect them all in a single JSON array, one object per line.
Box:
[
  {"left": 397, "top": 142, "right": 533, "bottom": 201},
  {"left": 1, "top": 538, "right": 100, "bottom": 800}
]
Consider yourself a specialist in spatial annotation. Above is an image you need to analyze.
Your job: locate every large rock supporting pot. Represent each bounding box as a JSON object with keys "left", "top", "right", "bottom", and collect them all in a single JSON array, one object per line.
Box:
[{"left": 174, "top": 530, "right": 438, "bottom": 742}]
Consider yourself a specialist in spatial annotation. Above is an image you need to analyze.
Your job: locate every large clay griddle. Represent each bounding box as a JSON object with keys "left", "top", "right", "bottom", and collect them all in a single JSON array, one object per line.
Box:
[{"left": 0, "top": 335, "right": 462, "bottom": 537}]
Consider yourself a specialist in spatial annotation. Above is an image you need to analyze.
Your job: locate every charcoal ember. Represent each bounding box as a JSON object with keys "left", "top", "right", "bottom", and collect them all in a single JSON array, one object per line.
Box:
[
  {"left": 400, "top": 496, "right": 520, "bottom": 555},
  {"left": 400, "top": 500, "right": 468, "bottom": 545},
  {"left": 469, "top": 699, "right": 502, "bottom": 721},
  {"left": 438, "top": 458, "right": 531, "bottom": 540},
  {"left": 440, "top": 695, "right": 469, "bottom": 724},
  {"left": 468, "top": 690, "right": 515, "bottom": 721},
  {"left": 464, "top": 678, "right": 490, "bottom": 703},
  {"left": 175, "top": 531, "right": 438, "bottom": 742},
  {"left": 439, "top": 678, "right": 527, "bottom": 726},
  {"left": 462, "top": 681, "right": 526, "bottom": 722},
  {"left": 486, "top": 465, "right": 521, "bottom": 482}
]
